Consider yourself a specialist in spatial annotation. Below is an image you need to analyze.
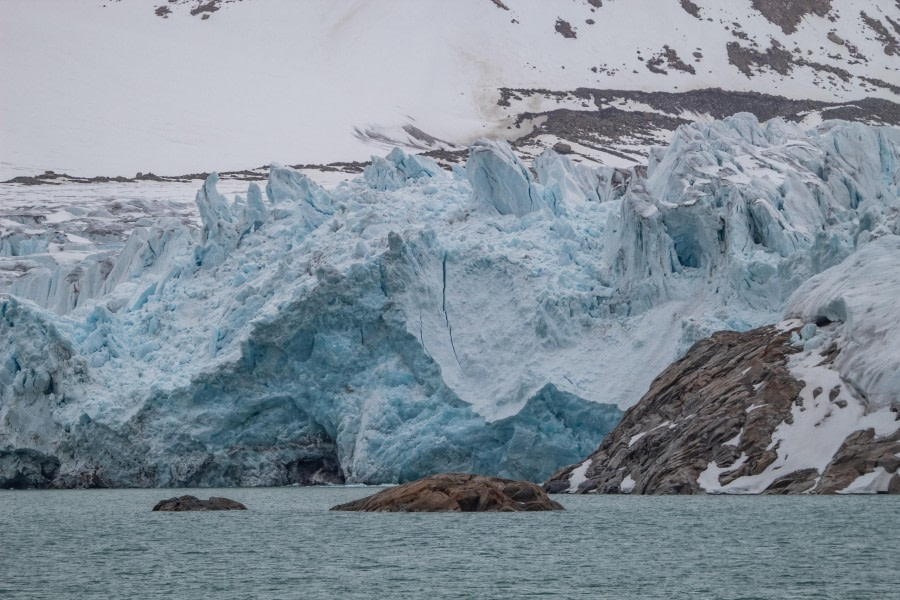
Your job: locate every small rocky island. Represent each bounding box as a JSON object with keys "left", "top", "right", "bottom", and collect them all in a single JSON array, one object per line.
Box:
[
  {"left": 331, "top": 473, "right": 564, "bottom": 512},
  {"left": 152, "top": 495, "right": 247, "bottom": 511}
]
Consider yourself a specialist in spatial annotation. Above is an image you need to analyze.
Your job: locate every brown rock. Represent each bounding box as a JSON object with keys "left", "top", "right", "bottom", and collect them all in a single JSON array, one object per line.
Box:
[
  {"left": 546, "top": 325, "right": 803, "bottom": 495},
  {"left": 817, "top": 429, "right": 900, "bottom": 494},
  {"left": 750, "top": 0, "right": 832, "bottom": 35},
  {"left": 544, "top": 323, "right": 900, "bottom": 495},
  {"left": 152, "top": 495, "right": 247, "bottom": 511},
  {"left": 331, "top": 473, "right": 564, "bottom": 512},
  {"left": 762, "top": 468, "right": 820, "bottom": 494}
]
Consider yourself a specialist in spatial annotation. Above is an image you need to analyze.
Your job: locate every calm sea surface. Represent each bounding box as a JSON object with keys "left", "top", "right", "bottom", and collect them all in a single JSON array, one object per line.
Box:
[{"left": 0, "top": 487, "right": 897, "bottom": 599}]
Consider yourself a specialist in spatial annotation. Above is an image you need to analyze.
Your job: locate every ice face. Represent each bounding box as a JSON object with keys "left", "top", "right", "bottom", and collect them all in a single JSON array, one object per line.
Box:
[
  {"left": 609, "top": 113, "right": 900, "bottom": 318},
  {"left": 10, "top": 218, "right": 192, "bottom": 315},
  {"left": 1, "top": 114, "right": 898, "bottom": 487},
  {"left": 363, "top": 147, "right": 444, "bottom": 191},
  {"left": 466, "top": 139, "right": 545, "bottom": 216},
  {"left": 265, "top": 164, "right": 334, "bottom": 231},
  {"left": 534, "top": 148, "right": 630, "bottom": 213},
  {"left": 0, "top": 285, "right": 623, "bottom": 486}
]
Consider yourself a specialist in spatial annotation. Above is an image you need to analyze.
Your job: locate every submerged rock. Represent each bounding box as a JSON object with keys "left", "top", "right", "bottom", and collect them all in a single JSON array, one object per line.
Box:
[
  {"left": 331, "top": 473, "right": 564, "bottom": 512},
  {"left": 152, "top": 495, "right": 247, "bottom": 511}
]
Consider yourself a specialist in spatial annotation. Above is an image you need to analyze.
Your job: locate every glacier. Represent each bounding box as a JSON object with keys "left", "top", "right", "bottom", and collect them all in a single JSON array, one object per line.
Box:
[
  {"left": 785, "top": 235, "right": 900, "bottom": 410},
  {"left": 1, "top": 114, "right": 899, "bottom": 488}
]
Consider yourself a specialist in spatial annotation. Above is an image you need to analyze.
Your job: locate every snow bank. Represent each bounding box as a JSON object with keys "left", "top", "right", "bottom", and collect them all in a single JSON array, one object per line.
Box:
[
  {"left": 4, "top": 0, "right": 899, "bottom": 181},
  {"left": 786, "top": 235, "right": 900, "bottom": 409}
]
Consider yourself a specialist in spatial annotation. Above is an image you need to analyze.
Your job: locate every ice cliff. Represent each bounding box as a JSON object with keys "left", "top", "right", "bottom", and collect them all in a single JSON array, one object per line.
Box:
[{"left": 1, "top": 114, "right": 899, "bottom": 488}]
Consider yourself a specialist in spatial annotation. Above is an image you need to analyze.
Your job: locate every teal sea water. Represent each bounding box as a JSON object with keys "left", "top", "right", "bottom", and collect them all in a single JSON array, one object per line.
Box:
[{"left": 1, "top": 487, "right": 897, "bottom": 599}]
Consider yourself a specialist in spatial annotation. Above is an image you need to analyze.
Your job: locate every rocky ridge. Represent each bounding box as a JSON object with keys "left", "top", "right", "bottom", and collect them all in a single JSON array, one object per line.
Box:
[
  {"left": 331, "top": 473, "right": 564, "bottom": 512},
  {"left": 545, "top": 321, "right": 900, "bottom": 495},
  {"left": 152, "top": 495, "right": 247, "bottom": 511},
  {"left": 500, "top": 88, "right": 900, "bottom": 166}
]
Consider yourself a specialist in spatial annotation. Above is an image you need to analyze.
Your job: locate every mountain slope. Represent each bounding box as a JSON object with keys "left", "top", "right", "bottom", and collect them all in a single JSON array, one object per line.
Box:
[{"left": 1, "top": 0, "right": 899, "bottom": 179}]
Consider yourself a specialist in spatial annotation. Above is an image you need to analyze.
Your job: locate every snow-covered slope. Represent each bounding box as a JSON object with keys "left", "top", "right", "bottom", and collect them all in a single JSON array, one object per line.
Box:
[
  {"left": 1, "top": 113, "right": 898, "bottom": 487},
  {"left": 786, "top": 236, "right": 900, "bottom": 410},
  {"left": 2, "top": 0, "right": 899, "bottom": 180}
]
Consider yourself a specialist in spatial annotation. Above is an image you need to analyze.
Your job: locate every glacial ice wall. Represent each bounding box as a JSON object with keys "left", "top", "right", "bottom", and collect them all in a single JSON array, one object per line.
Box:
[
  {"left": 10, "top": 218, "right": 192, "bottom": 314},
  {"left": 1, "top": 117, "right": 898, "bottom": 487},
  {"left": 466, "top": 139, "right": 544, "bottom": 216}
]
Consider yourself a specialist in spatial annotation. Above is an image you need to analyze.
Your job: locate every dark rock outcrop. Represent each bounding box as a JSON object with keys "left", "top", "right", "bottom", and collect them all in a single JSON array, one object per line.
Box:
[
  {"left": 555, "top": 19, "right": 576, "bottom": 39},
  {"left": 750, "top": 0, "right": 832, "bottom": 34},
  {"left": 331, "top": 473, "right": 564, "bottom": 512},
  {"left": 544, "top": 325, "right": 899, "bottom": 495},
  {"left": 152, "top": 495, "right": 247, "bottom": 511},
  {"left": 497, "top": 88, "right": 900, "bottom": 169},
  {"left": 679, "top": 0, "right": 701, "bottom": 19}
]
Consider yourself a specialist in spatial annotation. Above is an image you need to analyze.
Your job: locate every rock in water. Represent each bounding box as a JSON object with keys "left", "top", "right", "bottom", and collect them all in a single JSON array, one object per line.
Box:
[
  {"left": 152, "top": 495, "right": 247, "bottom": 511},
  {"left": 331, "top": 473, "right": 564, "bottom": 512}
]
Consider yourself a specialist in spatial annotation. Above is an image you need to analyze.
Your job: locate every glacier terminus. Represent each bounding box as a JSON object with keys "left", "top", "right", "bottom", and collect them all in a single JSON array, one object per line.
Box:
[{"left": 1, "top": 114, "right": 899, "bottom": 488}]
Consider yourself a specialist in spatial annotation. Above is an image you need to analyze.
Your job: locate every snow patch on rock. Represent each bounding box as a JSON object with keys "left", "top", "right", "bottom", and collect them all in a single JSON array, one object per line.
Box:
[{"left": 699, "top": 324, "right": 899, "bottom": 495}]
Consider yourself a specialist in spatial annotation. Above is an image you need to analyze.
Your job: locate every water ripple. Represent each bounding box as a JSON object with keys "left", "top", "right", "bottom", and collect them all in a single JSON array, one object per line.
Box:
[{"left": 0, "top": 488, "right": 896, "bottom": 599}]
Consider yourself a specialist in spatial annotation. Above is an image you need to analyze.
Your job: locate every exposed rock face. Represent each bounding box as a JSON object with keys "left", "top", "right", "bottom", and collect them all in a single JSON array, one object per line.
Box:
[
  {"left": 555, "top": 19, "right": 576, "bottom": 39},
  {"left": 331, "top": 473, "right": 564, "bottom": 512},
  {"left": 545, "top": 324, "right": 900, "bottom": 495},
  {"left": 152, "top": 495, "right": 247, "bottom": 511},
  {"left": 817, "top": 429, "right": 900, "bottom": 494},
  {"left": 679, "top": 0, "right": 701, "bottom": 19},
  {"left": 750, "top": 0, "right": 832, "bottom": 34},
  {"left": 500, "top": 88, "right": 900, "bottom": 168}
]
